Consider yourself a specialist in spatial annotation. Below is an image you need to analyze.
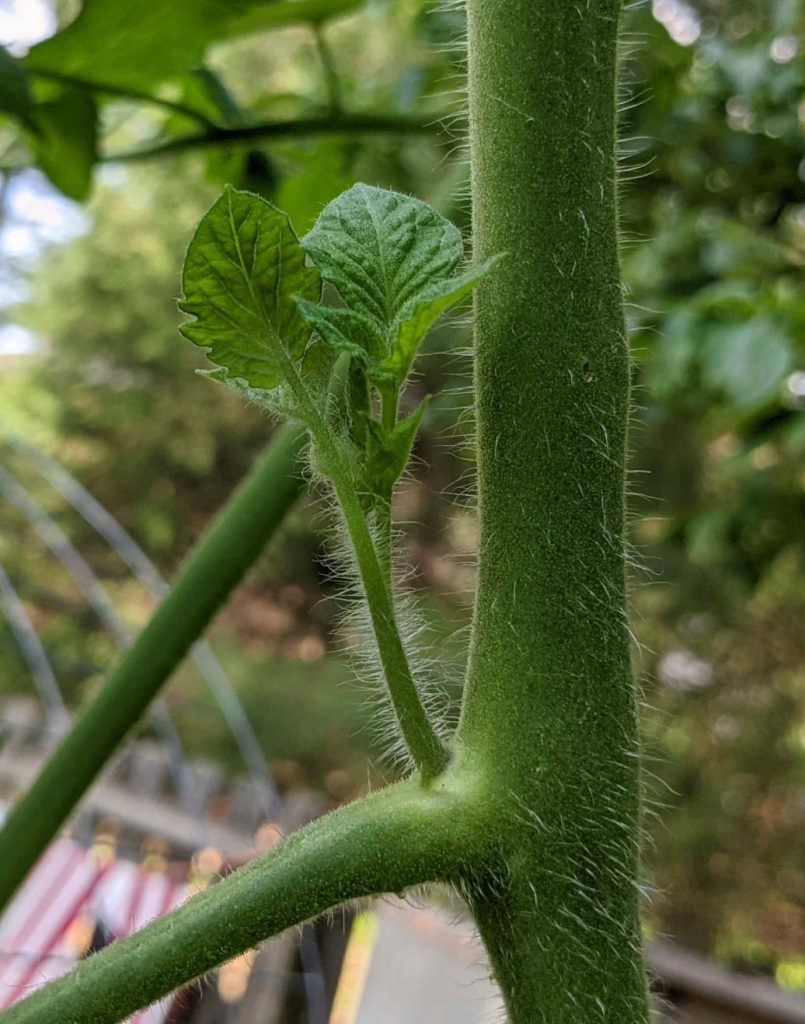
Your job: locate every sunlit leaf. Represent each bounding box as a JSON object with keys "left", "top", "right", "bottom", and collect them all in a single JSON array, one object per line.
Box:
[
  {"left": 25, "top": 0, "right": 361, "bottom": 94},
  {"left": 300, "top": 184, "right": 496, "bottom": 384},
  {"left": 179, "top": 186, "right": 320, "bottom": 390},
  {"left": 25, "top": 0, "right": 252, "bottom": 92}
]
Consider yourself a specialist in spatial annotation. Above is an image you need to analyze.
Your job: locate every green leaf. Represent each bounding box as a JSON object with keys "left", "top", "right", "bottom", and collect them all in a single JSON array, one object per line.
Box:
[
  {"left": 362, "top": 398, "right": 430, "bottom": 498},
  {"left": 275, "top": 139, "right": 353, "bottom": 235},
  {"left": 30, "top": 87, "right": 97, "bottom": 200},
  {"left": 24, "top": 0, "right": 358, "bottom": 94},
  {"left": 387, "top": 261, "right": 498, "bottom": 381},
  {"left": 224, "top": 0, "right": 363, "bottom": 37},
  {"left": 25, "top": 0, "right": 252, "bottom": 93},
  {"left": 197, "top": 358, "right": 335, "bottom": 421},
  {"left": 300, "top": 184, "right": 496, "bottom": 385},
  {"left": 179, "top": 187, "right": 320, "bottom": 390},
  {"left": 293, "top": 300, "right": 384, "bottom": 366},
  {"left": 0, "top": 45, "right": 35, "bottom": 128},
  {"left": 700, "top": 318, "right": 793, "bottom": 410}
]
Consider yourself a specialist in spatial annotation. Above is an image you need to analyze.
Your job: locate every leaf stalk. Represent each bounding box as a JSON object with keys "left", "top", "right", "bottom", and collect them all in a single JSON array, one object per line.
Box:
[{"left": 279, "top": 351, "right": 449, "bottom": 778}]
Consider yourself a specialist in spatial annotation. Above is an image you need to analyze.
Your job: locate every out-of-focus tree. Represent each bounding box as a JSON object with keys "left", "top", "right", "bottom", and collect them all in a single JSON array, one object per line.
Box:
[{"left": 614, "top": 0, "right": 805, "bottom": 978}]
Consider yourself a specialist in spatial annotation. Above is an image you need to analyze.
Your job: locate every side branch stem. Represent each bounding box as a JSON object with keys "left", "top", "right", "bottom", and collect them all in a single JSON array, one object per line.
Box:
[
  {"left": 332, "top": 474, "right": 448, "bottom": 777},
  {"left": 0, "top": 426, "right": 307, "bottom": 914},
  {"left": 281, "top": 357, "right": 448, "bottom": 778},
  {"left": 101, "top": 112, "right": 450, "bottom": 163},
  {"left": 27, "top": 69, "right": 217, "bottom": 128},
  {"left": 0, "top": 780, "right": 467, "bottom": 1024}
]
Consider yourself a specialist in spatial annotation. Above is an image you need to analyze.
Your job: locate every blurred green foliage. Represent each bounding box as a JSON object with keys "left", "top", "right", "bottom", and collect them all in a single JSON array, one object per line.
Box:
[{"left": 0, "top": 0, "right": 803, "bottom": 981}]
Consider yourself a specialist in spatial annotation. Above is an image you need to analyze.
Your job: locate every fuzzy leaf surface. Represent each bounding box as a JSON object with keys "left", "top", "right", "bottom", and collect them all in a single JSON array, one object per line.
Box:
[
  {"left": 301, "top": 184, "right": 491, "bottom": 383},
  {"left": 293, "top": 300, "right": 383, "bottom": 365},
  {"left": 362, "top": 398, "right": 430, "bottom": 498},
  {"left": 387, "top": 261, "right": 497, "bottom": 380},
  {"left": 180, "top": 187, "right": 320, "bottom": 390}
]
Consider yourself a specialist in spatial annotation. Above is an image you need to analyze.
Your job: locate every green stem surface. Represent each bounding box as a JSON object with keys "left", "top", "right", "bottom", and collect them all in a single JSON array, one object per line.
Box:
[
  {"left": 1, "top": 777, "right": 478, "bottom": 1024},
  {"left": 27, "top": 69, "right": 217, "bottom": 127},
  {"left": 331, "top": 472, "right": 448, "bottom": 777},
  {"left": 0, "top": 426, "right": 306, "bottom": 914},
  {"left": 459, "top": 0, "right": 649, "bottom": 1020},
  {"left": 103, "top": 112, "right": 447, "bottom": 163},
  {"left": 282, "top": 357, "right": 448, "bottom": 778}
]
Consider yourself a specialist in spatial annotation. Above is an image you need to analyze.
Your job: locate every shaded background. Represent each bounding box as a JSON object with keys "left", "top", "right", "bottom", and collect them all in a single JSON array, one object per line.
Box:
[{"left": 0, "top": 0, "right": 803, "bottom": 993}]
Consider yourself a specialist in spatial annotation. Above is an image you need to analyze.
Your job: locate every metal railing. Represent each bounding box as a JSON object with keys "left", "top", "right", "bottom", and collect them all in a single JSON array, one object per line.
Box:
[{"left": 0, "top": 428, "right": 277, "bottom": 815}]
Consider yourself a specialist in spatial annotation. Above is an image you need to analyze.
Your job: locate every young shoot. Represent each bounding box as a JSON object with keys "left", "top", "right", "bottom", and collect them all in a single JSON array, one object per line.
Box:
[{"left": 179, "top": 183, "right": 497, "bottom": 779}]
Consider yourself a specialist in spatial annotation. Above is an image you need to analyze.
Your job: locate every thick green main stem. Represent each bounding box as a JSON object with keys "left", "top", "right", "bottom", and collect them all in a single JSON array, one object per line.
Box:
[
  {"left": 459, "top": 1, "right": 650, "bottom": 1021},
  {"left": 0, "top": 426, "right": 306, "bottom": 914}
]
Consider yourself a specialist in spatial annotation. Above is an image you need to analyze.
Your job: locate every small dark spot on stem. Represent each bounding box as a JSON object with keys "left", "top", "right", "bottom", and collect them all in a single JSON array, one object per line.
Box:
[{"left": 581, "top": 359, "right": 594, "bottom": 383}]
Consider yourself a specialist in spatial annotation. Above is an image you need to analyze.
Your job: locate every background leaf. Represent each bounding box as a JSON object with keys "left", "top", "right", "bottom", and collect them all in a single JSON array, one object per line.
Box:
[
  {"left": 24, "top": 0, "right": 363, "bottom": 94},
  {"left": 29, "top": 87, "right": 97, "bottom": 201},
  {"left": 701, "top": 319, "right": 793, "bottom": 410},
  {"left": 224, "top": 0, "right": 363, "bottom": 38},
  {"left": 0, "top": 45, "right": 34, "bottom": 128},
  {"left": 180, "top": 187, "right": 320, "bottom": 388},
  {"left": 25, "top": 0, "right": 253, "bottom": 92}
]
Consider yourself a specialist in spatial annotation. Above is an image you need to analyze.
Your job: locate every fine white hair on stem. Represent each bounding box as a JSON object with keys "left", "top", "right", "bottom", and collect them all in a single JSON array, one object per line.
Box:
[{"left": 307, "top": 450, "right": 459, "bottom": 771}]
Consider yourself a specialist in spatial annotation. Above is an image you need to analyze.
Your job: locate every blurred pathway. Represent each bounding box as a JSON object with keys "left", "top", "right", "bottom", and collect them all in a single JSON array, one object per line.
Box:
[{"left": 350, "top": 898, "right": 500, "bottom": 1024}]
